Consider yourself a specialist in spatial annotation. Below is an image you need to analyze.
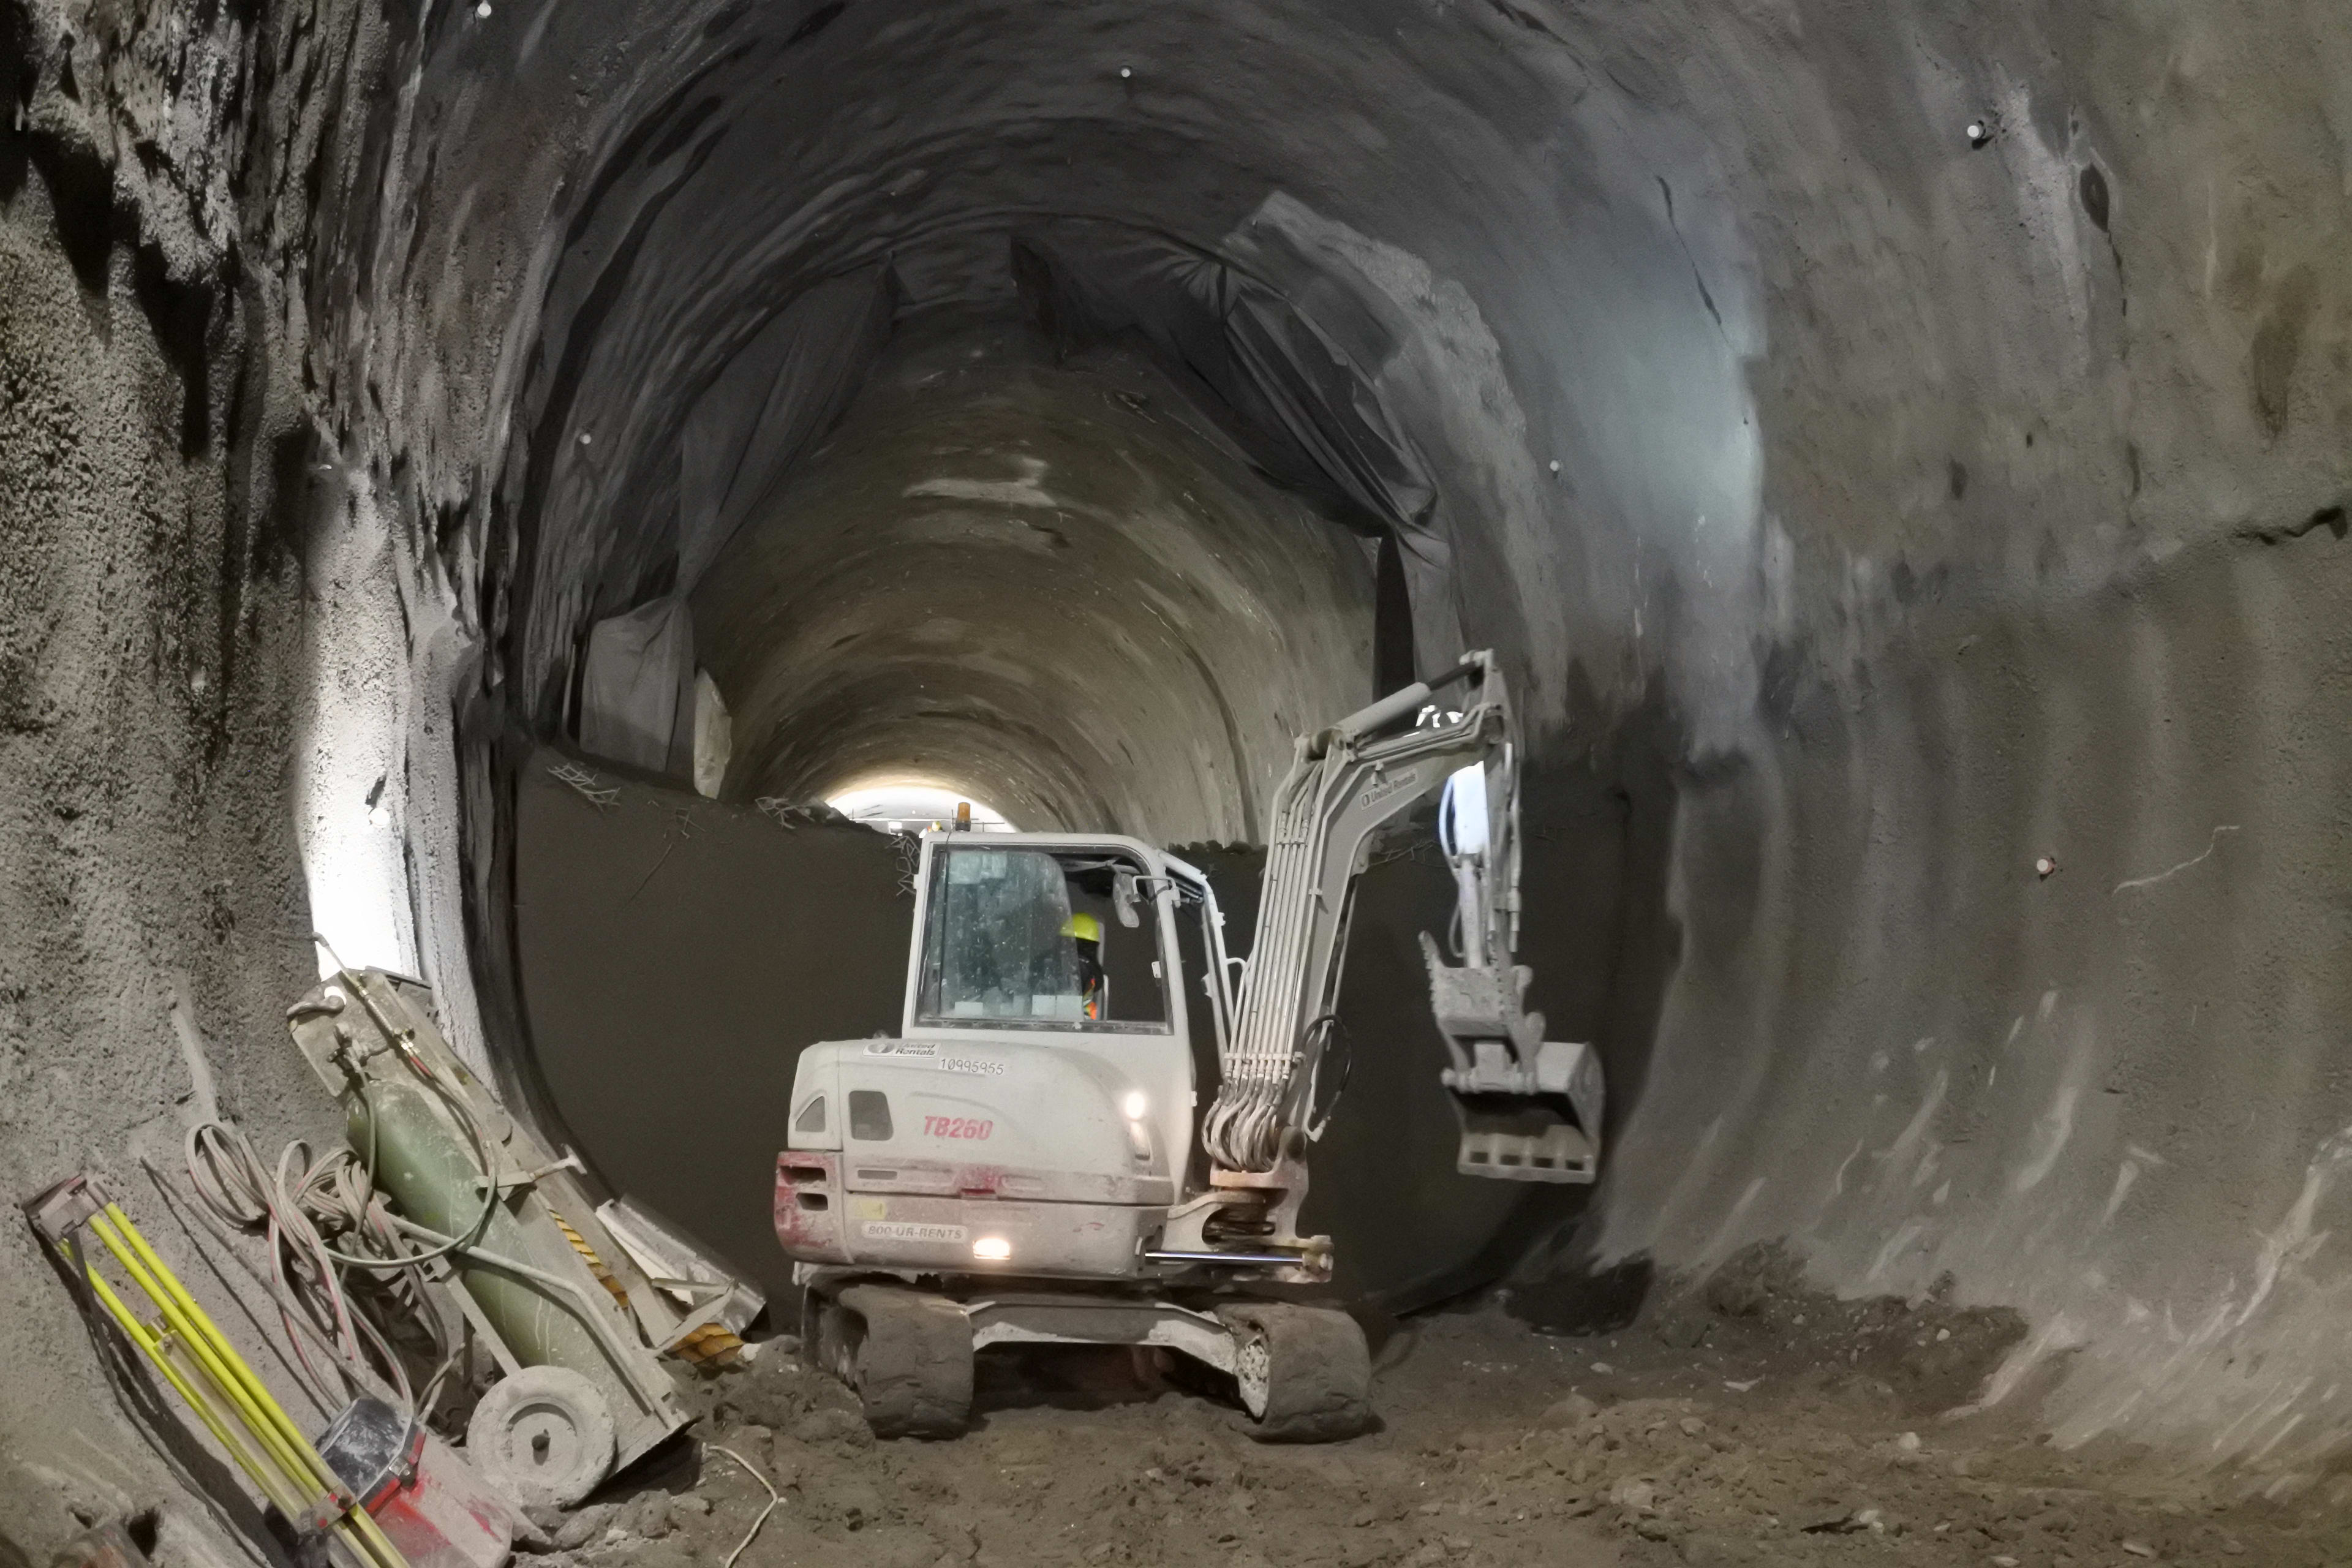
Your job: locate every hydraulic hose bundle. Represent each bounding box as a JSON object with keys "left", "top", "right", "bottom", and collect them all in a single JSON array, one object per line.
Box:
[
  {"left": 156, "top": 946, "right": 510, "bottom": 1461},
  {"left": 177, "top": 1117, "right": 478, "bottom": 1434}
]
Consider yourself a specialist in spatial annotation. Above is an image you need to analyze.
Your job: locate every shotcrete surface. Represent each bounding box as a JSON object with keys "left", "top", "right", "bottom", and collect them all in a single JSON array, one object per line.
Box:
[{"left": 0, "top": 160, "right": 339, "bottom": 1550}]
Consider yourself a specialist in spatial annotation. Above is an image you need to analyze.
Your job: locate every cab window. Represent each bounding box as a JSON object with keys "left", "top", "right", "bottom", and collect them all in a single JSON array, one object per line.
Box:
[{"left": 914, "top": 847, "right": 1167, "bottom": 1030}]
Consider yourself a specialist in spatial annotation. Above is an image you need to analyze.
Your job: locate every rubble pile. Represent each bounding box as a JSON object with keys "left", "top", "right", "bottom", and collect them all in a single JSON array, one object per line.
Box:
[{"left": 511, "top": 1257, "right": 2347, "bottom": 1568}]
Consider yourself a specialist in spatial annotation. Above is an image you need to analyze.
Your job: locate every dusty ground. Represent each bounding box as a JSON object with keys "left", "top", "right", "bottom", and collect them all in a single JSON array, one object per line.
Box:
[{"left": 529, "top": 1252, "right": 2350, "bottom": 1568}]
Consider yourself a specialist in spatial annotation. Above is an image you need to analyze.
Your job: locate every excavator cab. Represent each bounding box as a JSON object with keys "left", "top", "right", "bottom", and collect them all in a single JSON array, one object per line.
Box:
[
  {"left": 914, "top": 845, "right": 1162, "bottom": 1028},
  {"left": 775, "top": 834, "right": 1229, "bottom": 1283}
]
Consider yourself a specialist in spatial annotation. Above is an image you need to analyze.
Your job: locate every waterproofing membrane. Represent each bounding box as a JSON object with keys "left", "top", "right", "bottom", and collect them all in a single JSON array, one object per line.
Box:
[
  {"left": 677, "top": 265, "right": 899, "bottom": 592},
  {"left": 1012, "top": 222, "right": 1460, "bottom": 674},
  {"left": 581, "top": 267, "right": 894, "bottom": 777},
  {"left": 579, "top": 594, "right": 694, "bottom": 774}
]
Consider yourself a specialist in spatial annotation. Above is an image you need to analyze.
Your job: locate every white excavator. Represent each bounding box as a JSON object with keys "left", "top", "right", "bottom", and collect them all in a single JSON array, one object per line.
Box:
[{"left": 774, "top": 650, "right": 1604, "bottom": 1439}]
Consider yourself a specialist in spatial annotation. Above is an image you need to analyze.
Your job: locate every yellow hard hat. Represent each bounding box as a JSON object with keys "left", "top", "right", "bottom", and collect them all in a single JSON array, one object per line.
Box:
[{"left": 1061, "top": 912, "right": 1103, "bottom": 944}]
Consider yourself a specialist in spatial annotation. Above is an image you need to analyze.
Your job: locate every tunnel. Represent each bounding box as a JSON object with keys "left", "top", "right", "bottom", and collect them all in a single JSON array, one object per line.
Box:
[{"left": 4, "top": 0, "right": 2351, "bottom": 1561}]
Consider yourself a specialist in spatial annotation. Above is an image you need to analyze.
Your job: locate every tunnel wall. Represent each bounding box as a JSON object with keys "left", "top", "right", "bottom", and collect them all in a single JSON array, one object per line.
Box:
[
  {"left": 1584, "top": 522, "right": 2352, "bottom": 1476},
  {"left": 3, "top": 0, "right": 2351, "bottom": 1547},
  {"left": 0, "top": 0, "right": 524, "bottom": 1551},
  {"left": 0, "top": 0, "right": 354, "bottom": 1550},
  {"left": 1522, "top": 1, "right": 2352, "bottom": 1480}
]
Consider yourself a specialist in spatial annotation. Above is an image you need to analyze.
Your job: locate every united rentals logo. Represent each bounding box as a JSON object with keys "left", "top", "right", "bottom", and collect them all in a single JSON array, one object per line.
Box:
[
  {"left": 1357, "top": 765, "right": 1421, "bottom": 810},
  {"left": 863, "top": 1041, "right": 1003, "bottom": 1076}
]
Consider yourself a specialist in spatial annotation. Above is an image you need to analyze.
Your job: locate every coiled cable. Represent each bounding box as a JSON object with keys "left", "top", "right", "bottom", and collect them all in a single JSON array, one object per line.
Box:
[{"left": 178, "top": 960, "right": 505, "bottom": 1436}]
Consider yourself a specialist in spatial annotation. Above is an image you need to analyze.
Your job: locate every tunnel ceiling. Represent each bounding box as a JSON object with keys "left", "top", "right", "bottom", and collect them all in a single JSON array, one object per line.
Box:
[
  {"left": 692, "top": 317, "right": 1373, "bottom": 843},
  {"left": 488, "top": 0, "right": 1624, "bottom": 764},
  {"left": 3, "top": 0, "right": 2350, "bottom": 1524}
]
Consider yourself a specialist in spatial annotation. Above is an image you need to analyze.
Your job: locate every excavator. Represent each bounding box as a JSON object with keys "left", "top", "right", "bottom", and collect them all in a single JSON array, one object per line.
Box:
[{"left": 774, "top": 650, "right": 1605, "bottom": 1439}]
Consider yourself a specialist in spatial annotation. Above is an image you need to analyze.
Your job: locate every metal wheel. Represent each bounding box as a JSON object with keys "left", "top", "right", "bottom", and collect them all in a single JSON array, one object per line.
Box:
[
  {"left": 833, "top": 1284, "right": 973, "bottom": 1439},
  {"left": 465, "top": 1365, "right": 616, "bottom": 1507},
  {"left": 1216, "top": 1303, "right": 1371, "bottom": 1443}
]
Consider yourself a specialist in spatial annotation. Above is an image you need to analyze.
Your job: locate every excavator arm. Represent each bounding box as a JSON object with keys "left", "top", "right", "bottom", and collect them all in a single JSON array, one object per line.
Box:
[{"left": 1201, "top": 651, "right": 1604, "bottom": 1201}]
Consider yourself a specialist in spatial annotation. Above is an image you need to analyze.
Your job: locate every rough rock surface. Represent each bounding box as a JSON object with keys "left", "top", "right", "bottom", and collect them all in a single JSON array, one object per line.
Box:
[{"left": 0, "top": 0, "right": 337, "bottom": 1550}]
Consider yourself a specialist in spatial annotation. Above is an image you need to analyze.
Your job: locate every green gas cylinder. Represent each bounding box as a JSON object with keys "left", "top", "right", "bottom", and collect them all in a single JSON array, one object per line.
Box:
[{"left": 347, "top": 1077, "right": 608, "bottom": 1374}]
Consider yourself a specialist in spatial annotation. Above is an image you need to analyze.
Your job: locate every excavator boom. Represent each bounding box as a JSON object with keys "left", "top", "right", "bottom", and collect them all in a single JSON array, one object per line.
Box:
[{"left": 1204, "top": 650, "right": 1603, "bottom": 1186}]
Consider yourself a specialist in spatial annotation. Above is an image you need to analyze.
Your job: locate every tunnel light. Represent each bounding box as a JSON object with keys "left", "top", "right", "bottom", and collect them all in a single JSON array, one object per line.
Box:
[
  {"left": 971, "top": 1237, "right": 1012, "bottom": 1261},
  {"left": 1122, "top": 1091, "right": 1148, "bottom": 1121}
]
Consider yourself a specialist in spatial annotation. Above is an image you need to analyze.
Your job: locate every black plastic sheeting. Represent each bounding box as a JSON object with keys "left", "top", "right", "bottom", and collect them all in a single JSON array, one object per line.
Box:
[
  {"left": 578, "top": 594, "right": 695, "bottom": 775},
  {"left": 1014, "top": 221, "right": 1460, "bottom": 678},
  {"left": 578, "top": 266, "right": 894, "bottom": 776},
  {"left": 584, "top": 221, "right": 1466, "bottom": 780},
  {"left": 677, "top": 264, "right": 899, "bottom": 592}
]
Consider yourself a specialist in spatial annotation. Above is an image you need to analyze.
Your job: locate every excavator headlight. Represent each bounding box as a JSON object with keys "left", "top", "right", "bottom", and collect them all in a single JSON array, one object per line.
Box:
[
  {"left": 1121, "top": 1091, "right": 1148, "bottom": 1121},
  {"left": 971, "top": 1237, "right": 1012, "bottom": 1261}
]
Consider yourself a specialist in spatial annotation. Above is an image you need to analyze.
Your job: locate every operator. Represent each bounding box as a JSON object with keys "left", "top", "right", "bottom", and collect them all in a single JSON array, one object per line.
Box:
[{"left": 1061, "top": 911, "right": 1106, "bottom": 1019}]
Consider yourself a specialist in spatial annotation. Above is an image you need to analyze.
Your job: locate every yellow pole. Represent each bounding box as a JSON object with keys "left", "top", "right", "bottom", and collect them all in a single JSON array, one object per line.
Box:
[
  {"left": 97, "top": 1208, "right": 412, "bottom": 1568},
  {"left": 86, "top": 1214, "right": 319, "bottom": 1492},
  {"left": 80, "top": 1265, "right": 305, "bottom": 1518},
  {"left": 87, "top": 1207, "right": 411, "bottom": 1568}
]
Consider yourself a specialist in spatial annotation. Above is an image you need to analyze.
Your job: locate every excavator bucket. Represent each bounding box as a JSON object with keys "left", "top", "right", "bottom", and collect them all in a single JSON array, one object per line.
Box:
[{"left": 1422, "top": 940, "right": 1605, "bottom": 1183}]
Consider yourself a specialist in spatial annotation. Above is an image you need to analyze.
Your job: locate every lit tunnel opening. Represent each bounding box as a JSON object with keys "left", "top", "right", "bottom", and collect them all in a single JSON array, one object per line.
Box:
[{"left": 824, "top": 783, "right": 1014, "bottom": 835}]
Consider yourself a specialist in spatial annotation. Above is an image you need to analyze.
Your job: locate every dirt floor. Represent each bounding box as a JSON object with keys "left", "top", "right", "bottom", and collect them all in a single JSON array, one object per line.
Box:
[{"left": 527, "top": 1250, "right": 2351, "bottom": 1568}]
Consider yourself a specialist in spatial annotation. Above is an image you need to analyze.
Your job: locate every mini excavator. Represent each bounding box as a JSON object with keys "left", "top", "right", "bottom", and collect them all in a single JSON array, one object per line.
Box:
[{"left": 774, "top": 650, "right": 1604, "bottom": 1439}]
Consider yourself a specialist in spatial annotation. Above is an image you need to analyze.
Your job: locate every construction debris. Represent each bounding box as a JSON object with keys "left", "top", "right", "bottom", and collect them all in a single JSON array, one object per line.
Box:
[{"left": 595, "top": 1197, "right": 763, "bottom": 1369}]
